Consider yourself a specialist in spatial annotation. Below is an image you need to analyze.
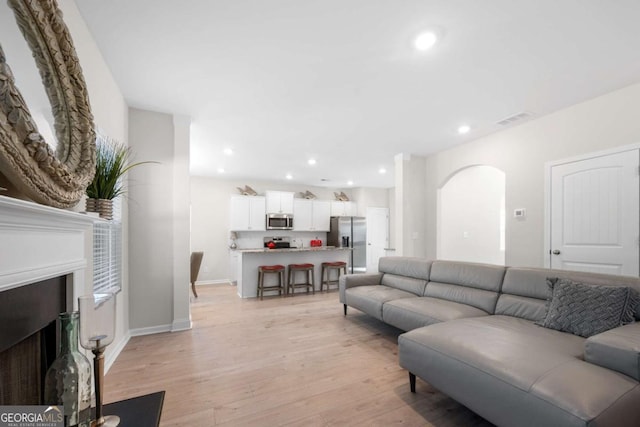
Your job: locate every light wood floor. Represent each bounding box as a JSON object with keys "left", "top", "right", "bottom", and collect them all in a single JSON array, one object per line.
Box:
[{"left": 104, "top": 284, "right": 493, "bottom": 426}]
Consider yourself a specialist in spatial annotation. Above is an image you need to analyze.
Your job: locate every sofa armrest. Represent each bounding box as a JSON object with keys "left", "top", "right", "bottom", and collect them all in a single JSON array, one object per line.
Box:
[
  {"left": 339, "top": 273, "right": 383, "bottom": 303},
  {"left": 584, "top": 322, "right": 640, "bottom": 381}
]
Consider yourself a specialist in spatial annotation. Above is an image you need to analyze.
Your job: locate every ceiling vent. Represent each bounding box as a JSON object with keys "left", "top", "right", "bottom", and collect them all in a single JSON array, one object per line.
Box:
[{"left": 496, "top": 111, "right": 533, "bottom": 126}]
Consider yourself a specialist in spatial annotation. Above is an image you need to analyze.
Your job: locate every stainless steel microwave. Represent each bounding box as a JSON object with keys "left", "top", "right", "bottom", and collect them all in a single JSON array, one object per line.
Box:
[{"left": 266, "top": 213, "right": 293, "bottom": 230}]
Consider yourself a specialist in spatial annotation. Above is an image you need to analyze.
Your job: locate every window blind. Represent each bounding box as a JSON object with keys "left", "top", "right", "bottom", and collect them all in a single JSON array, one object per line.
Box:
[{"left": 93, "top": 221, "right": 122, "bottom": 294}]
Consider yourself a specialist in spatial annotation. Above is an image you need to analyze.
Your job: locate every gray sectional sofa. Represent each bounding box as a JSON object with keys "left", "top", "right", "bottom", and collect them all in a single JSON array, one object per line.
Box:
[{"left": 339, "top": 257, "right": 640, "bottom": 427}]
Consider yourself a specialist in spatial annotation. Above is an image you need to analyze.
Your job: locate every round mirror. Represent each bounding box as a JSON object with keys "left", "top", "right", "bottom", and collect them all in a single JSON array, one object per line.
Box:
[
  {"left": 0, "top": 0, "right": 96, "bottom": 208},
  {"left": 0, "top": 5, "right": 55, "bottom": 148}
]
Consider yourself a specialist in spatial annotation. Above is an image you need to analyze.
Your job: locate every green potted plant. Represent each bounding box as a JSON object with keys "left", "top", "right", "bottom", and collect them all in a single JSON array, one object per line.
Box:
[{"left": 85, "top": 136, "right": 152, "bottom": 219}]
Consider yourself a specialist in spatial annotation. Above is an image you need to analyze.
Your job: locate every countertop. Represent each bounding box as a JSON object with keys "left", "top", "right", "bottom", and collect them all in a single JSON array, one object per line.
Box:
[{"left": 236, "top": 246, "right": 351, "bottom": 253}]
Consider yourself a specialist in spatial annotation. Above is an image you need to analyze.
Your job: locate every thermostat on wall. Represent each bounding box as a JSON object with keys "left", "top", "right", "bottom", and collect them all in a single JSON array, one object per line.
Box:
[{"left": 514, "top": 208, "right": 526, "bottom": 219}]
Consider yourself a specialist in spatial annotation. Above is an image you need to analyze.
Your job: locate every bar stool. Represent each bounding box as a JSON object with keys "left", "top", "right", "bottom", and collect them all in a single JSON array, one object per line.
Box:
[
  {"left": 320, "top": 261, "right": 347, "bottom": 291},
  {"left": 257, "top": 265, "right": 285, "bottom": 300},
  {"left": 287, "top": 263, "right": 315, "bottom": 295}
]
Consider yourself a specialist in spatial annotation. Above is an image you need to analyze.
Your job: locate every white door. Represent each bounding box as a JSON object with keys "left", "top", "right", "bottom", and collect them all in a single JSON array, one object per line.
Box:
[
  {"left": 366, "top": 207, "right": 389, "bottom": 272},
  {"left": 550, "top": 149, "right": 639, "bottom": 275}
]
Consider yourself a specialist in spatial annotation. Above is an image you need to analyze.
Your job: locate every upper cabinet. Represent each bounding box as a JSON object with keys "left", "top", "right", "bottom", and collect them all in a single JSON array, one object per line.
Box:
[
  {"left": 294, "top": 199, "right": 331, "bottom": 231},
  {"left": 265, "top": 191, "right": 294, "bottom": 214},
  {"left": 330, "top": 200, "right": 356, "bottom": 217},
  {"left": 230, "top": 196, "right": 266, "bottom": 231}
]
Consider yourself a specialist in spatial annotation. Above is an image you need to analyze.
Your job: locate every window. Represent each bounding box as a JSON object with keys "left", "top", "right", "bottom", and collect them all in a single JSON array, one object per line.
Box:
[
  {"left": 93, "top": 221, "right": 122, "bottom": 294},
  {"left": 92, "top": 193, "right": 122, "bottom": 294}
]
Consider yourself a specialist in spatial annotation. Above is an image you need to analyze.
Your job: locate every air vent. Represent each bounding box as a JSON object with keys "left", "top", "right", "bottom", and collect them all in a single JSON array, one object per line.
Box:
[{"left": 496, "top": 111, "right": 533, "bottom": 126}]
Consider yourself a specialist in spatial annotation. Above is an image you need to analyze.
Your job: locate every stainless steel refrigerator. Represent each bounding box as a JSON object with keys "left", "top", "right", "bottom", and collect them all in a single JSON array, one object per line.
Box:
[{"left": 328, "top": 216, "right": 366, "bottom": 274}]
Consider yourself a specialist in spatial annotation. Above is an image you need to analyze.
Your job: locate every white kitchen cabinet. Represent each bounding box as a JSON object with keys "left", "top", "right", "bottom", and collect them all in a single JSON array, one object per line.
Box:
[
  {"left": 312, "top": 200, "right": 331, "bottom": 230},
  {"left": 230, "top": 196, "right": 266, "bottom": 231},
  {"left": 293, "top": 199, "right": 312, "bottom": 230},
  {"left": 330, "top": 200, "right": 355, "bottom": 217},
  {"left": 293, "top": 199, "right": 331, "bottom": 231},
  {"left": 266, "top": 191, "right": 294, "bottom": 214}
]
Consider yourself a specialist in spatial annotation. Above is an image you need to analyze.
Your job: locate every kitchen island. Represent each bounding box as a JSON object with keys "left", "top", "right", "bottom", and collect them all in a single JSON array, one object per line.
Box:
[{"left": 233, "top": 246, "right": 351, "bottom": 298}]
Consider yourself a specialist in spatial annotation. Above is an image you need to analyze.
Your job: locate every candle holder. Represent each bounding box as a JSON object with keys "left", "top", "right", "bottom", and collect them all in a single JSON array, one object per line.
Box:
[
  {"left": 229, "top": 231, "right": 238, "bottom": 249},
  {"left": 78, "top": 293, "right": 120, "bottom": 427}
]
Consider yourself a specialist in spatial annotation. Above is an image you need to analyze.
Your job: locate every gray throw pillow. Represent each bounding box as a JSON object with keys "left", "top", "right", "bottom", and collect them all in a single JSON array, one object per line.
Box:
[{"left": 536, "top": 278, "right": 639, "bottom": 338}]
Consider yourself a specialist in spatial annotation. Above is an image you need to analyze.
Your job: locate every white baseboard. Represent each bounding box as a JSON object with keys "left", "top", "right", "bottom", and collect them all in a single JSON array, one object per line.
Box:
[
  {"left": 172, "top": 317, "right": 192, "bottom": 332},
  {"left": 196, "top": 279, "right": 232, "bottom": 285},
  {"left": 104, "top": 331, "right": 131, "bottom": 374},
  {"left": 129, "top": 323, "right": 173, "bottom": 337}
]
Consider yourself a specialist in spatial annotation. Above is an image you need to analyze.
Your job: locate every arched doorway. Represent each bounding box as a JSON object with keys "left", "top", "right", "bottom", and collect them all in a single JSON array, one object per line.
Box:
[{"left": 437, "top": 165, "right": 505, "bottom": 265}]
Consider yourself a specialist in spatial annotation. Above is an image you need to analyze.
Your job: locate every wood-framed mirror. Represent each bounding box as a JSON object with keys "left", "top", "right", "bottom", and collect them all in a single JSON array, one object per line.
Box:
[{"left": 0, "top": 0, "right": 96, "bottom": 208}]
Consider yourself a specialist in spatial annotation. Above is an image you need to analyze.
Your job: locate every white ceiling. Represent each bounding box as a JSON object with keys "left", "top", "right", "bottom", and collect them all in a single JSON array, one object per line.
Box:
[{"left": 70, "top": 1, "right": 640, "bottom": 187}]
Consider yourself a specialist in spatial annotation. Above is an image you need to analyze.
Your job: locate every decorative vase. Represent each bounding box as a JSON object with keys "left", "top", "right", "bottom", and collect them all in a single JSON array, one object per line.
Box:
[
  {"left": 44, "top": 312, "right": 92, "bottom": 427},
  {"left": 86, "top": 198, "right": 113, "bottom": 220}
]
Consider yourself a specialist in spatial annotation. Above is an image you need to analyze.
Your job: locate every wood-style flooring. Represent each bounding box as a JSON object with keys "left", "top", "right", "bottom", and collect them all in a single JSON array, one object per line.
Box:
[{"left": 104, "top": 284, "right": 493, "bottom": 426}]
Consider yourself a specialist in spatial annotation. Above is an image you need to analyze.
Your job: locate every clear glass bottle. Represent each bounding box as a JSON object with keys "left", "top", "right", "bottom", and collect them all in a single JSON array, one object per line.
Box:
[{"left": 44, "top": 312, "right": 92, "bottom": 427}]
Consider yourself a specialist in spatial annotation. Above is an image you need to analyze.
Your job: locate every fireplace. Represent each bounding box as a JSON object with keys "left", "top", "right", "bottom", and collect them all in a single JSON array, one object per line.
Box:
[
  {"left": 0, "top": 276, "right": 67, "bottom": 404},
  {"left": 0, "top": 196, "right": 94, "bottom": 405}
]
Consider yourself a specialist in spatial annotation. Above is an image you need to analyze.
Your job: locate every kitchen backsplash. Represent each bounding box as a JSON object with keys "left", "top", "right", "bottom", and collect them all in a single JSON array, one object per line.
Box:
[{"left": 232, "top": 231, "right": 328, "bottom": 249}]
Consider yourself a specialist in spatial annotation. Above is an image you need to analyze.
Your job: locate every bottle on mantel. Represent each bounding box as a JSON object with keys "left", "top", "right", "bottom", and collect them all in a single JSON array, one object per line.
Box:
[{"left": 44, "top": 312, "right": 92, "bottom": 427}]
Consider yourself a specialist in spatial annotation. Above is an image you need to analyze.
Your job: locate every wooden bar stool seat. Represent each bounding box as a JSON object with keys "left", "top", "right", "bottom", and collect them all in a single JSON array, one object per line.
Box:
[
  {"left": 321, "top": 261, "right": 347, "bottom": 291},
  {"left": 257, "top": 264, "right": 285, "bottom": 300},
  {"left": 287, "top": 263, "right": 315, "bottom": 295}
]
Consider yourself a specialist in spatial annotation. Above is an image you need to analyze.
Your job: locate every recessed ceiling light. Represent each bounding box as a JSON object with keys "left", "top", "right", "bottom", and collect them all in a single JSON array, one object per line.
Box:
[
  {"left": 223, "top": 148, "right": 233, "bottom": 156},
  {"left": 217, "top": 168, "right": 225, "bottom": 174},
  {"left": 458, "top": 124, "right": 471, "bottom": 134},
  {"left": 286, "top": 173, "right": 293, "bottom": 180},
  {"left": 379, "top": 168, "right": 387, "bottom": 174},
  {"left": 414, "top": 31, "right": 437, "bottom": 51},
  {"left": 308, "top": 158, "right": 317, "bottom": 165},
  {"left": 347, "top": 180, "right": 354, "bottom": 186}
]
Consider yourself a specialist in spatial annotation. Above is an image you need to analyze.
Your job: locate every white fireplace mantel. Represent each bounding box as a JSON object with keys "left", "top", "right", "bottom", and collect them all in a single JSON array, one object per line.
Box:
[{"left": 0, "top": 195, "right": 95, "bottom": 296}]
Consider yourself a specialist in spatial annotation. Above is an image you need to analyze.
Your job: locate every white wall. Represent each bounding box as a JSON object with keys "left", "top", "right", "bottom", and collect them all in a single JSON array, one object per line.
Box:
[
  {"left": 424, "top": 82, "right": 640, "bottom": 267},
  {"left": 352, "top": 187, "right": 389, "bottom": 216},
  {"left": 58, "top": 0, "right": 129, "bottom": 367},
  {"left": 190, "top": 177, "right": 390, "bottom": 282},
  {"left": 128, "top": 108, "right": 190, "bottom": 333},
  {"left": 171, "top": 116, "right": 191, "bottom": 331},
  {"left": 394, "top": 154, "right": 427, "bottom": 257},
  {"left": 438, "top": 166, "right": 505, "bottom": 265}
]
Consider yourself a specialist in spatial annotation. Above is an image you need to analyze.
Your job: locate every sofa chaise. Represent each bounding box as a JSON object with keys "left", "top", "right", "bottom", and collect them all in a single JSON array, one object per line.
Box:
[{"left": 339, "top": 257, "right": 640, "bottom": 427}]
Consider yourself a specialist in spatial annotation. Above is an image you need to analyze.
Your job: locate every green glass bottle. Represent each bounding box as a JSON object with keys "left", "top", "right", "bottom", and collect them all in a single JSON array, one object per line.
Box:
[{"left": 44, "top": 312, "right": 92, "bottom": 427}]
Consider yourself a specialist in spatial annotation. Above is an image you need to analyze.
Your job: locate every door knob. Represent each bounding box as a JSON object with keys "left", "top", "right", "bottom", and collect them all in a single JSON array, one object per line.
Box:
[{"left": 552, "top": 250, "right": 561, "bottom": 255}]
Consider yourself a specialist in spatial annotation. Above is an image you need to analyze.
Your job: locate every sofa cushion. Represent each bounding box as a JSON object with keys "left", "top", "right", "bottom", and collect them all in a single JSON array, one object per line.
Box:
[
  {"left": 423, "top": 283, "right": 501, "bottom": 315},
  {"left": 400, "top": 315, "right": 585, "bottom": 391},
  {"left": 498, "top": 267, "right": 640, "bottom": 321},
  {"left": 382, "top": 297, "right": 489, "bottom": 331},
  {"left": 399, "top": 315, "right": 640, "bottom": 426},
  {"left": 378, "top": 257, "right": 431, "bottom": 281},
  {"left": 585, "top": 323, "right": 640, "bottom": 381},
  {"left": 380, "top": 274, "right": 427, "bottom": 296},
  {"left": 424, "top": 261, "right": 506, "bottom": 314},
  {"left": 428, "top": 260, "right": 506, "bottom": 292},
  {"left": 344, "top": 286, "right": 416, "bottom": 321},
  {"left": 536, "top": 278, "right": 640, "bottom": 338}
]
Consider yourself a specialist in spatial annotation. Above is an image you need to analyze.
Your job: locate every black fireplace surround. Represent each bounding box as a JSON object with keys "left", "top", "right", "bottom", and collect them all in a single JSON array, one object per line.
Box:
[{"left": 0, "top": 276, "right": 68, "bottom": 404}]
